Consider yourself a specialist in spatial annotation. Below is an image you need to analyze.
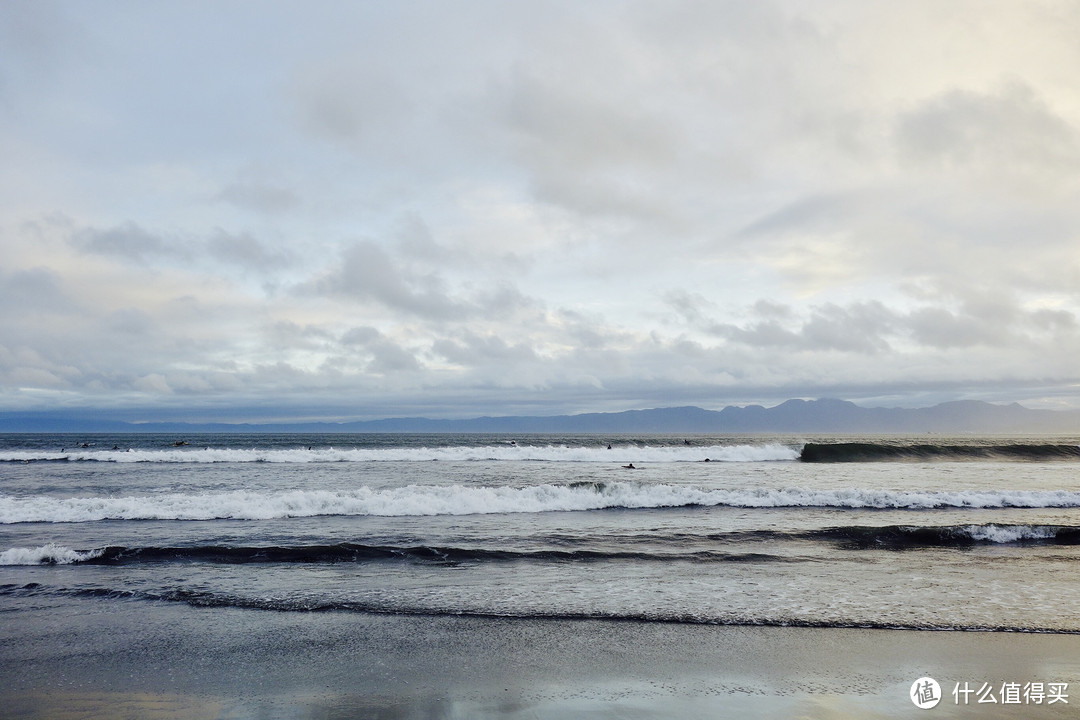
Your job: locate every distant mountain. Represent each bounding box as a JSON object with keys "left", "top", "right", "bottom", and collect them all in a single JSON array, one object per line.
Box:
[
  {"left": 1, "top": 399, "right": 1078, "bottom": 434},
  {"left": 709, "top": 398, "right": 1080, "bottom": 434}
]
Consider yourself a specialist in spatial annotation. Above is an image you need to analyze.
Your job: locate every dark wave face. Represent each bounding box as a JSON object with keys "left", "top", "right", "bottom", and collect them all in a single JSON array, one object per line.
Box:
[
  {"left": 800, "top": 442, "right": 1080, "bottom": 462},
  {"left": 806, "top": 524, "right": 1080, "bottom": 549},
  {"left": 8, "top": 523, "right": 1080, "bottom": 569},
  {"left": 3, "top": 542, "right": 790, "bottom": 567}
]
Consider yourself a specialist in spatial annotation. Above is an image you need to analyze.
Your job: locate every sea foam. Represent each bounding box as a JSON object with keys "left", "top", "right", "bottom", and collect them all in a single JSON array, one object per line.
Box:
[
  {"left": 0, "top": 543, "right": 105, "bottom": 565},
  {"left": 4, "top": 484, "right": 1080, "bottom": 523},
  {"left": 963, "top": 524, "right": 1059, "bottom": 543},
  {"left": 0, "top": 443, "right": 801, "bottom": 464}
]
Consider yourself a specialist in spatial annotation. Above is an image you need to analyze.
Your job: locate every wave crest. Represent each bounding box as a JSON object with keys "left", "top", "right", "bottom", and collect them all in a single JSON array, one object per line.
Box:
[
  {"left": 0, "top": 443, "right": 800, "bottom": 464},
  {"left": 0, "top": 544, "right": 105, "bottom": 565},
  {"left": 800, "top": 442, "right": 1080, "bottom": 462},
  {"left": 4, "top": 484, "right": 1080, "bottom": 523},
  {"left": 812, "top": 524, "right": 1080, "bottom": 549}
]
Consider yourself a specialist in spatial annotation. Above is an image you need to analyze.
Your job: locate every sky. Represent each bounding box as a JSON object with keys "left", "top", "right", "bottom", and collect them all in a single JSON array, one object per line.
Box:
[{"left": 2, "top": 0, "right": 1079, "bottom": 423}]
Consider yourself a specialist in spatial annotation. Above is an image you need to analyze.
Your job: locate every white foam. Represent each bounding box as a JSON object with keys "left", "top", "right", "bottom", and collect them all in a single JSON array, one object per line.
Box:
[
  {"left": 0, "top": 543, "right": 105, "bottom": 565},
  {"left": 3, "top": 484, "right": 1080, "bottom": 523},
  {"left": 0, "top": 443, "right": 801, "bottom": 464},
  {"left": 964, "top": 524, "right": 1058, "bottom": 543}
]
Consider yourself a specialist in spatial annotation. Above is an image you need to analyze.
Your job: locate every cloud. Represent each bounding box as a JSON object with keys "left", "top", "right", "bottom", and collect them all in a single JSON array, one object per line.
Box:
[
  {"left": 431, "top": 332, "right": 538, "bottom": 367},
  {"left": 216, "top": 180, "right": 300, "bottom": 214},
  {"left": 0, "top": 266, "right": 77, "bottom": 314},
  {"left": 365, "top": 342, "right": 421, "bottom": 375},
  {"left": 207, "top": 230, "right": 292, "bottom": 270},
  {"left": 0, "top": 1, "right": 92, "bottom": 98},
  {"left": 68, "top": 221, "right": 293, "bottom": 277},
  {"left": 895, "top": 82, "right": 1080, "bottom": 190},
  {"left": 501, "top": 69, "right": 678, "bottom": 221},
  {"left": 710, "top": 301, "right": 895, "bottom": 354},
  {"left": 0, "top": 343, "right": 82, "bottom": 392},
  {"left": 662, "top": 289, "right": 715, "bottom": 325},
  {"left": 293, "top": 63, "right": 415, "bottom": 149},
  {"left": 800, "top": 303, "right": 895, "bottom": 354},
  {"left": 339, "top": 326, "right": 381, "bottom": 346},
  {"left": 105, "top": 307, "right": 156, "bottom": 336},
  {"left": 133, "top": 373, "right": 172, "bottom": 395},
  {"left": 73, "top": 223, "right": 173, "bottom": 263},
  {"left": 906, "top": 307, "right": 999, "bottom": 349},
  {"left": 302, "top": 240, "right": 466, "bottom": 319},
  {"left": 703, "top": 293, "right": 1080, "bottom": 365},
  {"left": 300, "top": 240, "right": 537, "bottom": 322},
  {"left": 2, "top": 2, "right": 1080, "bottom": 418},
  {"left": 333, "top": 325, "right": 423, "bottom": 374}
]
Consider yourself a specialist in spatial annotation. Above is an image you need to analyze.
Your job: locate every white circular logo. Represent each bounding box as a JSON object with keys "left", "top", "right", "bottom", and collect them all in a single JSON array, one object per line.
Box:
[{"left": 910, "top": 677, "right": 942, "bottom": 709}]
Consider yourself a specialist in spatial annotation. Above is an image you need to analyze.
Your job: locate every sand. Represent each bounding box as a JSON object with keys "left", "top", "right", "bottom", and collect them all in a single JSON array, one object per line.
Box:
[{"left": 3, "top": 598, "right": 1080, "bottom": 719}]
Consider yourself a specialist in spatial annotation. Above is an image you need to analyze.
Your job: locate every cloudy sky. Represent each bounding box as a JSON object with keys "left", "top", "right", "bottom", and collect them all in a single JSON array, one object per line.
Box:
[{"left": 2, "top": 0, "right": 1079, "bottom": 422}]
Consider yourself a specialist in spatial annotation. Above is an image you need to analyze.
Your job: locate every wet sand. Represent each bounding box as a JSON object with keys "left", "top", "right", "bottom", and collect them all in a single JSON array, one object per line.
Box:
[{"left": 3, "top": 597, "right": 1080, "bottom": 719}]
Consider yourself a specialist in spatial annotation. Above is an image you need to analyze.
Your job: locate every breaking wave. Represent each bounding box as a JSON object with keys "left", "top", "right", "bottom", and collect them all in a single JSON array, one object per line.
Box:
[
  {"left": 800, "top": 442, "right": 1080, "bottom": 462},
  {"left": 9, "top": 441, "right": 1078, "bottom": 465},
  {"left": 0, "top": 543, "right": 106, "bottom": 565},
  {"left": 0, "top": 582, "right": 1073, "bottom": 633},
  {"left": 5, "top": 523, "right": 1076, "bottom": 567},
  {"left": 0, "top": 443, "right": 799, "bottom": 464},
  {"left": 0, "top": 542, "right": 784, "bottom": 567},
  {"left": 808, "top": 524, "right": 1080, "bottom": 549},
  {"left": 5, "top": 483, "right": 1080, "bottom": 523}
]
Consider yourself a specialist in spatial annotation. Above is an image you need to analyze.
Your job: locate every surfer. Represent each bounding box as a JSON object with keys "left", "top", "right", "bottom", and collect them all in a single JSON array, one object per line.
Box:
[{"left": 622, "top": 463, "right": 636, "bottom": 469}]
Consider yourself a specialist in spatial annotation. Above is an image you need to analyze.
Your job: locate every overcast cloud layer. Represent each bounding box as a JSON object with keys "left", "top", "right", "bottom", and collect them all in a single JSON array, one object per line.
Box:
[{"left": 2, "top": 0, "right": 1079, "bottom": 422}]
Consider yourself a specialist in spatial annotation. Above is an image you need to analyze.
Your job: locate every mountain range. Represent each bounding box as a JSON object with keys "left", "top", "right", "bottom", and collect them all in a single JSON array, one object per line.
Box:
[{"left": 1, "top": 399, "right": 1078, "bottom": 434}]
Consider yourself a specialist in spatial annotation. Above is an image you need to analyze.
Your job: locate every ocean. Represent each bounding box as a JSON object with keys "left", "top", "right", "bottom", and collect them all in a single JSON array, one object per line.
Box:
[
  {"left": 3, "top": 432, "right": 1080, "bottom": 717},
  {"left": 4, "top": 432, "right": 1080, "bottom": 631}
]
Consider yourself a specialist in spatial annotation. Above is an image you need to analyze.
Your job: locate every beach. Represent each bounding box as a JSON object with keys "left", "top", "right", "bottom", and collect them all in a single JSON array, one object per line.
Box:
[{"left": 4, "top": 596, "right": 1080, "bottom": 719}]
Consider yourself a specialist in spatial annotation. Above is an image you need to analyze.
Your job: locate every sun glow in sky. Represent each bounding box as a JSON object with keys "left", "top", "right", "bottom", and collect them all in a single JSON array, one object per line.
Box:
[{"left": 2, "top": 0, "right": 1079, "bottom": 422}]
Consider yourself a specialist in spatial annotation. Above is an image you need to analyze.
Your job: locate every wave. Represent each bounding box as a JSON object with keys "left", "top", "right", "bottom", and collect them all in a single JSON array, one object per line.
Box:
[
  {"left": 6, "top": 523, "right": 1076, "bottom": 566},
  {"left": 0, "top": 583, "right": 1072, "bottom": 633},
  {"left": 808, "top": 524, "right": 1080, "bottom": 549},
  {"left": 0, "top": 442, "right": 799, "bottom": 464},
  {"left": 9, "top": 441, "right": 1076, "bottom": 464},
  {"left": 0, "top": 544, "right": 106, "bottom": 565},
  {"left": 800, "top": 442, "right": 1080, "bottom": 462},
  {"left": 0, "top": 541, "right": 785, "bottom": 567},
  {"left": 6, "top": 483, "right": 1080, "bottom": 523}
]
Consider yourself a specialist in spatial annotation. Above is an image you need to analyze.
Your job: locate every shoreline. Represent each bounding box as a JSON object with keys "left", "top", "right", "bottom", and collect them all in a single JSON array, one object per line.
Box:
[{"left": 4, "top": 598, "right": 1080, "bottom": 719}]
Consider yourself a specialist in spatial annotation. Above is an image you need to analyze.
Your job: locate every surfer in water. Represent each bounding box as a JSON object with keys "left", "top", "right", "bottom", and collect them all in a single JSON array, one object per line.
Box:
[{"left": 622, "top": 463, "right": 636, "bottom": 469}]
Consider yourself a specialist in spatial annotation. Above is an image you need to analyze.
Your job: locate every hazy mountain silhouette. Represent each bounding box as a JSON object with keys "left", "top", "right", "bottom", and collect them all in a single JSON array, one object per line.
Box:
[{"left": 1, "top": 399, "right": 1078, "bottom": 433}]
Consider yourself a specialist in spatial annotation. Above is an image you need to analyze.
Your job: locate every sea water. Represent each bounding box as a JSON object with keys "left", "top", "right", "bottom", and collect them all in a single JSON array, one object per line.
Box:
[{"left": 2, "top": 433, "right": 1080, "bottom": 636}]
